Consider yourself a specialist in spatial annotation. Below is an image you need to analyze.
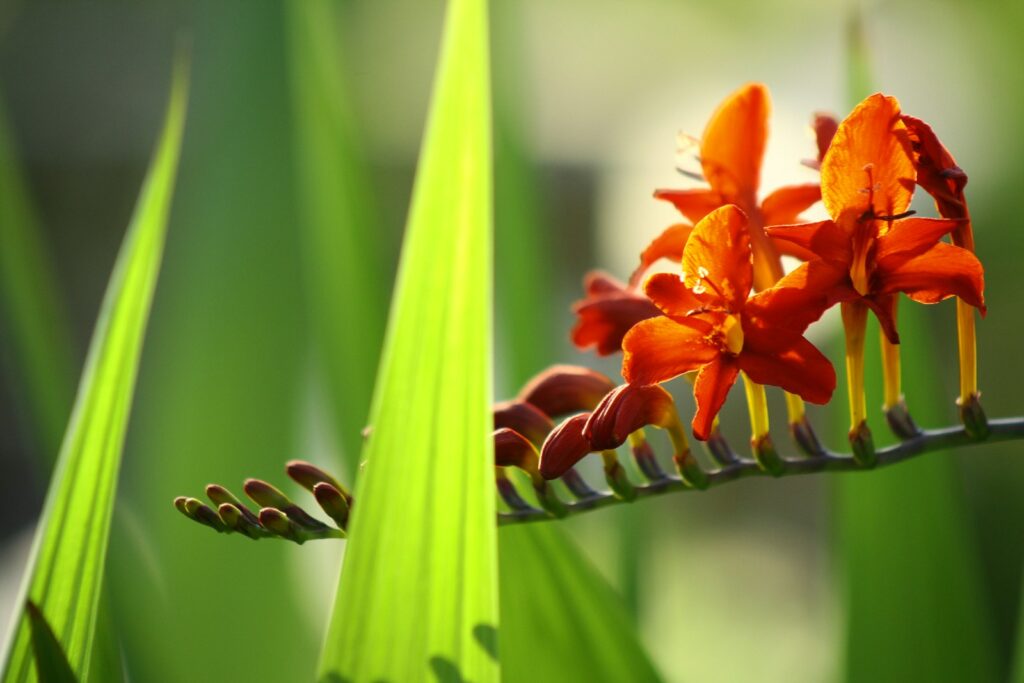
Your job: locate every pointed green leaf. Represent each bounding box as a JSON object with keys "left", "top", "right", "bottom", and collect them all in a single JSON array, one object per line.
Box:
[
  {"left": 316, "top": 0, "right": 498, "bottom": 679},
  {"left": 836, "top": 16, "right": 997, "bottom": 680},
  {"left": 286, "top": 0, "right": 387, "bottom": 467},
  {"left": 1, "top": 60, "right": 188, "bottom": 683},
  {"left": 24, "top": 603, "right": 76, "bottom": 683},
  {"left": 499, "top": 525, "right": 662, "bottom": 682}
]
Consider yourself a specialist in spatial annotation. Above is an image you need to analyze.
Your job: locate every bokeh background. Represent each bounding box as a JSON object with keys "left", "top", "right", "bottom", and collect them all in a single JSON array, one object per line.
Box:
[{"left": 1, "top": 1, "right": 1023, "bottom": 681}]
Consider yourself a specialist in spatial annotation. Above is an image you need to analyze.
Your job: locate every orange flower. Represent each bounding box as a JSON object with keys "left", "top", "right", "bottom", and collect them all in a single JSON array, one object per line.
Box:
[
  {"left": 570, "top": 272, "right": 660, "bottom": 355},
  {"left": 642, "top": 84, "right": 823, "bottom": 289},
  {"left": 766, "top": 94, "right": 985, "bottom": 343},
  {"left": 622, "top": 205, "right": 835, "bottom": 440}
]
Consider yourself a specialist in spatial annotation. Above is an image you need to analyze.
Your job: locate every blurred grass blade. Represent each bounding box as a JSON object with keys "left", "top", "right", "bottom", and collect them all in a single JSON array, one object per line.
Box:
[
  {"left": 24, "top": 604, "right": 76, "bottom": 683},
  {"left": 286, "top": 0, "right": 386, "bottom": 467},
  {"left": 0, "top": 60, "right": 188, "bottom": 682},
  {"left": 500, "top": 525, "right": 662, "bottom": 682},
  {"left": 317, "top": 0, "right": 498, "bottom": 680},
  {"left": 490, "top": 4, "right": 661, "bottom": 677},
  {"left": 0, "top": 100, "right": 76, "bottom": 466},
  {"left": 836, "top": 10, "right": 997, "bottom": 681}
]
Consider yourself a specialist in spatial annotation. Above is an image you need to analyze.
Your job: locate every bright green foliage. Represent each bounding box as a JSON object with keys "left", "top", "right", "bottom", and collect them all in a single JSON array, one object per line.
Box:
[
  {"left": 0, "top": 101, "right": 76, "bottom": 466},
  {"left": 316, "top": 0, "right": 498, "bottom": 680},
  {"left": 836, "top": 23, "right": 997, "bottom": 680},
  {"left": 500, "top": 525, "right": 663, "bottom": 682},
  {"left": 24, "top": 604, "right": 76, "bottom": 683},
  {"left": 0, "top": 61, "right": 188, "bottom": 683},
  {"left": 286, "top": 0, "right": 387, "bottom": 468}
]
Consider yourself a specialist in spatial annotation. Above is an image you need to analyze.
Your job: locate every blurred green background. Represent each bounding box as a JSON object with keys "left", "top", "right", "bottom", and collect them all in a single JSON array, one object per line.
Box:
[{"left": 1, "top": 1, "right": 1023, "bottom": 681}]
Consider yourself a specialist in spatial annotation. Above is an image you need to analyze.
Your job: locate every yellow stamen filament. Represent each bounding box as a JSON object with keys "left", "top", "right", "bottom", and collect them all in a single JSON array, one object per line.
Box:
[
  {"left": 741, "top": 372, "right": 770, "bottom": 440},
  {"left": 956, "top": 298, "right": 977, "bottom": 402},
  {"left": 880, "top": 331, "right": 901, "bottom": 411},
  {"left": 722, "top": 314, "right": 744, "bottom": 355},
  {"left": 785, "top": 393, "right": 805, "bottom": 423},
  {"left": 842, "top": 301, "right": 869, "bottom": 430}
]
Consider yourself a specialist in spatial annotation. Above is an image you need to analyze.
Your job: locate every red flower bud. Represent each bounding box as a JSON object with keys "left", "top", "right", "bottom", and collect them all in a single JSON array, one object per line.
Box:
[
  {"left": 539, "top": 414, "right": 593, "bottom": 480},
  {"left": 583, "top": 383, "right": 676, "bottom": 450},
  {"left": 517, "top": 365, "right": 616, "bottom": 418},
  {"left": 492, "top": 401, "right": 554, "bottom": 447}
]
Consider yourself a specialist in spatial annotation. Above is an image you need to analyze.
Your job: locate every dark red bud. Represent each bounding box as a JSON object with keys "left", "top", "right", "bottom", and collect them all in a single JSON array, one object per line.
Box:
[
  {"left": 493, "top": 401, "right": 555, "bottom": 447},
  {"left": 539, "top": 414, "right": 593, "bottom": 480},
  {"left": 517, "top": 365, "right": 617, "bottom": 418},
  {"left": 493, "top": 428, "right": 539, "bottom": 473},
  {"left": 583, "top": 383, "right": 676, "bottom": 450}
]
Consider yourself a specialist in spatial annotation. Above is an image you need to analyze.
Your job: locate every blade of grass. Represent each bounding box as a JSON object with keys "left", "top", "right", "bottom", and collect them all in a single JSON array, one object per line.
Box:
[
  {"left": 316, "top": 0, "right": 498, "bottom": 679},
  {"left": 0, "top": 58, "right": 187, "bottom": 682},
  {"left": 836, "top": 10, "right": 997, "bottom": 680},
  {"left": 490, "top": 3, "right": 662, "bottom": 678},
  {"left": 0, "top": 99, "right": 76, "bottom": 467},
  {"left": 285, "top": 0, "right": 387, "bottom": 468},
  {"left": 499, "top": 524, "right": 662, "bottom": 682}
]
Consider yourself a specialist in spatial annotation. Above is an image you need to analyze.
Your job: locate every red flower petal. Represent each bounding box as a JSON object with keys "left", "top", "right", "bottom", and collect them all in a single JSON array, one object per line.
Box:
[
  {"left": 875, "top": 216, "right": 961, "bottom": 261},
  {"left": 629, "top": 222, "right": 694, "bottom": 286},
  {"left": 761, "top": 183, "right": 822, "bottom": 226},
  {"left": 571, "top": 273, "right": 661, "bottom": 355},
  {"left": 765, "top": 219, "right": 852, "bottom": 264},
  {"left": 691, "top": 356, "right": 740, "bottom": 441},
  {"left": 700, "top": 83, "right": 769, "bottom": 201},
  {"left": 746, "top": 259, "right": 855, "bottom": 332},
  {"left": 863, "top": 293, "right": 900, "bottom": 345},
  {"left": 738, "top": 327, "right": 836, "bottom": 404},
  {"left": 875, "top": 242, "right": 986, "bottom": 312},
  {"left": 653, "top": 188, "right": 722, "bottom": 224},
  {"left": 681, "top": 204, "right": 752, "bottom": 311},
  {"left": 642, "top": 272, "right": 703, "bottom": 319},
  {"left": 622, "top": 316, "right": 718, "bottom": 385},
  {"left": 821, "top": 94, "right": 915, "bottom": 222}
]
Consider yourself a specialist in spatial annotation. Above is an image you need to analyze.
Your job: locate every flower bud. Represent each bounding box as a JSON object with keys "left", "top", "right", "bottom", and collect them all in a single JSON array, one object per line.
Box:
[
  {"left": 493, "top": 428, "right": 540, "bottom": 475},
  {"left": 571, "top": 272, "right": 661, "bottom": 356},
  {"left": 493, "top": 401, "right": 554, "bottom": 447},
  {"left": 313, "top": 482, "right": 351, "bottom": 530},
  {"left": 538, "top": 414, "right": 593, "bottom": 479},
  {"left": 206, "top": 484, "right": 261, "bottom": 526},
  {"left": 244, "top": 479, "right": 327, "bottom": 530},
  {"left": 285, "top": 460, "right": 349, "bottom": 499},
  {"left": 517, "top": 365, "right": 616, "bottom": 418},
  {"left": 583, "top": 383, "right": 676, "bottom": 450}
]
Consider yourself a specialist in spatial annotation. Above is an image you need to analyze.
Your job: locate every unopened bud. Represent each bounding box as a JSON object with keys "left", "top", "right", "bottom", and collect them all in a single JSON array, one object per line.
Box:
[
  {"left": 244, "top": 479, "right": 327, "bottom": 530},
  {"left": 206, "top": 484, "right": 261, "bottom": 526},
  {"left": 493, "top": 401, "right": 555, "bottom": 446},
  {"left": 217, "top": 503, "right": 266, "bottom": 538},
  {"left": 517, "top": 365, "right": 616, "bottom": 418},
  {"left": 286, "top": 460, "right": 350, "bottom": 499},
  {"left": 312, "top": 482, "right": 350, "bottom": 530},
  {"left": 539, "top": 414, "right": 593, "bottom": 479},
  {"left": 493, "top": 428, "right": 541, "bottom": 476},
  {"left": 584, "top": 383, "right": 676, "bottom": 449},
  {"left": 258, "top": 507, "right": 301, "bottom": 542}
]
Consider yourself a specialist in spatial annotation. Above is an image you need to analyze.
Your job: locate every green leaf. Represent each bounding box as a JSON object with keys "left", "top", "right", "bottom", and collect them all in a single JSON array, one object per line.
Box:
[
  {"left": 316, "top": 0, "right": 498, "bottom": 679},
  {"left": 24, "top": 603, "right": 76, "bottom": 683},
  {"left": 0, "top": 59, "right": 188, "bottom": 683},
  {"left": 489, "top": 4, "right": 661, "bottom": 678},
  {"left": 836, "top": 17, "right": 997, "bottom": 680},
  {"left": 499, "top": 525, "right": 662, "bottom": 682},
  {"left": 0, "top": 99, "right": 76, "bottom": 466},
  {"left": 285, "top": 0, "right": 387, "bottom": 468}
]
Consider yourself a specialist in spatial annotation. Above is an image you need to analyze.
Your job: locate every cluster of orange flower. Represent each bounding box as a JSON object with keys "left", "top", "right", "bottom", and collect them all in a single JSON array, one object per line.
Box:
[{"left": 570, "top": 84, "right": 984, "bottom": 448}]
